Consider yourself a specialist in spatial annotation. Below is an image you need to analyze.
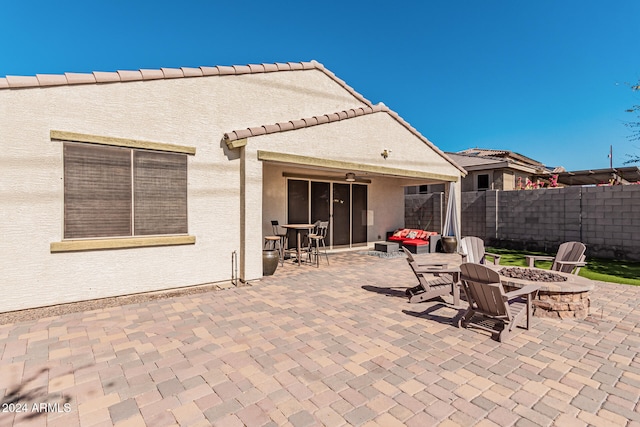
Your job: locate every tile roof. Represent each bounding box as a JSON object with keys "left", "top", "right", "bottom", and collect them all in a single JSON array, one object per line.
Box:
[
  {"left": 451, "top": 149, "right": 550, "bottom": 174},
  {"left": 0, "top": 60, "right": 371, "bottom": 106},
  {"left": 457, "top": 147, "right": 544, "bottom": 167},
  {"left": 223, "top": 104, "right": 386, "bottom": 141}
]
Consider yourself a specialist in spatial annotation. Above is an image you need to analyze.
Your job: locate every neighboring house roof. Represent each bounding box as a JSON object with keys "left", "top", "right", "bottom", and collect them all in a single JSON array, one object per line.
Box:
[
  {"left": 1, "top": 60, "right": 466, "bottom": 175},
  {"left": 446, "top": 151, "right": 548, "bottom": 174},
  {"left": 457, "top": 148, "right": 546, "bottom": 169},
  {"left": 540, "top": 166, "right": 640, "bottom": 186}
]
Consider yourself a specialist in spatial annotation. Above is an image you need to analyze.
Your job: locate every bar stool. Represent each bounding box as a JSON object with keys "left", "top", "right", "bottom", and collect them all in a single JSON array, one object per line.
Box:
[
  {"left": 271, "top": 220, "right": 288, "bottom": 264},
  {"left": 308, "top": 221, "right": 329, "bottom": 267}
]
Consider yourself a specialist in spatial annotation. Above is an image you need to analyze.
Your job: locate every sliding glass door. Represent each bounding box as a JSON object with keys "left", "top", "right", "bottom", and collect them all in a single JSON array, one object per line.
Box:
[
  {"left": 287, "top": 178, "right": 367, "bottom": 248},
  {"left": 332, "top": 183, "right": 351, "bottom": 246},
  {"left": 352, "top": 184, "right": 368, "bottom": 245},
  {"left": 311, "top": 182, "right": 331, "bottom": 246}
]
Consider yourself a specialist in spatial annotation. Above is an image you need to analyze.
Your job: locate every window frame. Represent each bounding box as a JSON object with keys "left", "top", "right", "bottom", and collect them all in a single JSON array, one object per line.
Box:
[
  {"left": 50, "top": 131, "right": 196, "bottom": 252},
  {"left": 476, "top": 173, "right": 490, "bottom": 191}
]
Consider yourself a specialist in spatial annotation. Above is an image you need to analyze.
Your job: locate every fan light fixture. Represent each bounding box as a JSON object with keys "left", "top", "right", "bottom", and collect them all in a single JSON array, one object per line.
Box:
[{"left": 345, "top": 173, "right": 356, "bottom": 182}]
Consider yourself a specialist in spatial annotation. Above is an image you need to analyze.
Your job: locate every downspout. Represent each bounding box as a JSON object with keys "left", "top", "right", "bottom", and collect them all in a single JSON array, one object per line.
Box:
[
  {"left": 579, "top": 187, "right": 583, "bottom": 243},
  {"left": 495, "top": 190, "right": 499, "bottom": 240},
  {"left": 239, "top": 145, "right": 247, "bottom": 282}
]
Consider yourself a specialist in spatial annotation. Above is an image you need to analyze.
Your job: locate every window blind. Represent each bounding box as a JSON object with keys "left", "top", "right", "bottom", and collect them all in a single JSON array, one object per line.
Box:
[
  {"left": 64, "top": 143, "right": 132, "bottom": 238},
  {"left": 63, "top": 142, "right": 188, "bottom": 239},
  {"left": 133, "top": 150, "right": 188, "bottom": 235}
]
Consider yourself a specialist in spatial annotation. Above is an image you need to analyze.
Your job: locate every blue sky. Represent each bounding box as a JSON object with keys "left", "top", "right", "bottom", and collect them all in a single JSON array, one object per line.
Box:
[{"left": 2, "top": 0, "right": 639, "bottom": 171}]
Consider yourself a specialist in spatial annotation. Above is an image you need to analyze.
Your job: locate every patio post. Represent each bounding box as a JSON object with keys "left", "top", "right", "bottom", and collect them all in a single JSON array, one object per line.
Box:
[{"left": 240, "top": 145, "right": 264, "bottom": 282}]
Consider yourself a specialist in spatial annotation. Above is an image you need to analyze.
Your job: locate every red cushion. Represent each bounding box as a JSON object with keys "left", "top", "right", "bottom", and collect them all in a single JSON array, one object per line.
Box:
[
  {"left": 403, "top": 238, "right": 429, "bottom": 246},
  {"left": 390, "top": 229, "right": 438, "bottom": 243}
]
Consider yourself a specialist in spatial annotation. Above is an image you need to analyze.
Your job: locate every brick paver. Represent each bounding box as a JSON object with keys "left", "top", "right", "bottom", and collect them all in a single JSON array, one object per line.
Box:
[{"left": 1, "top": 251, "right": 639, "bottom": 426}]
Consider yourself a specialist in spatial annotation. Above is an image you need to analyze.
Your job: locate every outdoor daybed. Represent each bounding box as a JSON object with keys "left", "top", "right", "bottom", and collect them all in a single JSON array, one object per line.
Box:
[{"left": 387, "top": 228, "right": 441, "bottom": 254}]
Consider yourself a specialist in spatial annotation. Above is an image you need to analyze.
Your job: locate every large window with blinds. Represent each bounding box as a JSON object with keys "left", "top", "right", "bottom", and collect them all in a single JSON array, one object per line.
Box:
[{"left": 63, "top": 142, "right": 188, "bottom": 239}]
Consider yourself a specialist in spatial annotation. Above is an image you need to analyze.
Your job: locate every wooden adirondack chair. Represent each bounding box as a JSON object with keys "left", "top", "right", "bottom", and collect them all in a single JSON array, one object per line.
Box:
[
  {"left": 459, "top": 236, "right": 501, "bottom": 265},
  {"left": 458, "top": 263, "right": 540, "bottom": 342},
  {"left": 402, "top": 248, "right": 460, "bottom": 305},
  {"left": 402, "top": 247, "right": 447, "bottom": 269},
  {"left": 526, "top": 241, "right": 587, "bottom": 275}
]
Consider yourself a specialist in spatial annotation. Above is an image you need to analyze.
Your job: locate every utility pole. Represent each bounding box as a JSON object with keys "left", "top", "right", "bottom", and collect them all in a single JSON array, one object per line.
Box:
[{"left": 609, "top": 145, "right": 613, "bottom": 169}]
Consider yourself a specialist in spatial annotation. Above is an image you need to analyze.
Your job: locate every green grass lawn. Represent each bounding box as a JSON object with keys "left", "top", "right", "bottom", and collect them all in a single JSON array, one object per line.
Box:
[{"left": 487, "top": 248, "right": 640, "bottom": 286}]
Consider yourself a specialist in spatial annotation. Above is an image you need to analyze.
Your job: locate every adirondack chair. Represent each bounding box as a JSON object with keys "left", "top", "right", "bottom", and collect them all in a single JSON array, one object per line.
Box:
[
  {"left": 459, "top": 236, "right": 501, "bottom": 265},
  {"left": 402, "top": 248, "right": 460, "bottom": 305},
  {"left": 458, "top": 263, "right": 540, "bottom": 342},
  {"left": 402, "top": 247, "right": 447, "bottom": 270},
  {"left": 525, "top": 241, "right": 587, "bottom": 275}
]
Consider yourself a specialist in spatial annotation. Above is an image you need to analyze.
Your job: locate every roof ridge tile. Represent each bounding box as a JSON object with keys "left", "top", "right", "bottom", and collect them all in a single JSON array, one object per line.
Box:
[
  {"left": 0, "top": 61, "right": 374, "bottom": 114},
  {"left": 140, "top": 69, "right": 164, "bottom": 80},
  {"left": 36, "top": 74, "right": 68, "bottom": 86},
  {"left": 181, "top": 67, "right": 203, "bottom": 77},
  {"left": 117, "top": 70, "right": 143, "bottom": 81},
  {"left": 262, "top": 63, "right": 279, "bottom": 73},
  {"left": 6, "top": 75, "right": 39, "bottom": 87},
  {"left": 200, "top": 66, "right": 220, "bottom": 76},
  {"left": 248, "top": 64, "right": 265, "bottom": 73},
  {"left": 161, "top": 68, "right": 184, "bottom": 79},
  {"left": 65, "top": 72, "right": 96, "bottom": 85},
  {"left": 232, "top": 65, "right": 251, "bottom": 74},
  {"left": 216, "top": 65, "right": 236, "bottom": 75},
  {"left": 94, "top": 71, "right": 120, "bottom": 83}
]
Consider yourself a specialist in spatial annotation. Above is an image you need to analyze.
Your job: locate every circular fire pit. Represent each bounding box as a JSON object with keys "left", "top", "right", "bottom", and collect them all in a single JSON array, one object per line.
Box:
[
  {"left": 494, "top": 267, "right": 594, "bottom": 320},
  {"left": 499, "top": 267, "right": 567, "bottom": 283}
]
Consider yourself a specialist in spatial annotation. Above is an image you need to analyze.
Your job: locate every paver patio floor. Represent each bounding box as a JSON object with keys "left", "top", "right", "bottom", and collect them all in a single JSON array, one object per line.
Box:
[{"left": 1, "top": 251, "right": 639, "bottom": 426}]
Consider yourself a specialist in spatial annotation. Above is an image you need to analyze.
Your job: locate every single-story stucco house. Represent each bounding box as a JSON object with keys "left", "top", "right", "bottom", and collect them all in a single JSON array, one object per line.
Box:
[{"left": 0, "top": 60, "right": 465, "bottom": 312}]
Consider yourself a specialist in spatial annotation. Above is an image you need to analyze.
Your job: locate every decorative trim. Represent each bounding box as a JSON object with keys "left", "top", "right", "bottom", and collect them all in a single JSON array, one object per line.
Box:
[
  {"left": 51, "top": 130, "right": 196, "bottom": 155},
  {"left": 259, "top": 150, "right": 458, "bottom": 182},
  {"left": 50, "top": 235, "right": 196, "bottom": 253},
  {"left": 226, "top": 138, "right": 247, "bottom": 149}
]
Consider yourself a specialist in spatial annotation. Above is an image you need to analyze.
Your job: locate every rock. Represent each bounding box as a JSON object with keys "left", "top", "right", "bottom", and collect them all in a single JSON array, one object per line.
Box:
[{"left": 499, "top": 267, "right": 567, "bottom": 283}]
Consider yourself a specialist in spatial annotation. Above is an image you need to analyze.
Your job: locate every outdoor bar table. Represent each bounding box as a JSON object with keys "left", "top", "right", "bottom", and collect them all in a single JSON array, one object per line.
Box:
[{"left": 282, "top": 224, "right": 315, "bottom": 266}]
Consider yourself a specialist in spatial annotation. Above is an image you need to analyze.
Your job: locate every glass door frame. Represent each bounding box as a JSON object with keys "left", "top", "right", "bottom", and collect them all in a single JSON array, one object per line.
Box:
[{"left": 286, "top": 177, "right": 368, "bottom": 249}]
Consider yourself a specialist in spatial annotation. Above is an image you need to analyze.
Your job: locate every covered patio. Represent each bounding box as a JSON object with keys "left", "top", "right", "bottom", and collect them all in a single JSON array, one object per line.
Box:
[
  {"left": 223, "top": 104, "right": 465, "bottom": 280},
  {"left": 1, "top": 251, "right": 638, "bottom": 426}
]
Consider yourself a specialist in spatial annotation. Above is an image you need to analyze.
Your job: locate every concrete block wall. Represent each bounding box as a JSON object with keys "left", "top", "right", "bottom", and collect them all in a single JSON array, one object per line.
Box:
[
  {"left": 580, "top": 185, "right": 640, "bottom": 259},
  {"left": 460, "top": 191, "right": 486, "bottom": 238},
  {"left": 404, "top": 193, "right": 443, "bottom": 233},
  {"left": 409, "top": 185, "right": 640, "bottom": 260}
]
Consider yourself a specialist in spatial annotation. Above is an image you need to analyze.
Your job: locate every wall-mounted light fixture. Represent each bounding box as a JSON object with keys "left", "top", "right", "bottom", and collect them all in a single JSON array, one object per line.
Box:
[
  {"left": 381, "top": 149, "right": 391, "bottom": 159},
  {"left": 345, "top": 173, "right": 356, "bottom": 182}
]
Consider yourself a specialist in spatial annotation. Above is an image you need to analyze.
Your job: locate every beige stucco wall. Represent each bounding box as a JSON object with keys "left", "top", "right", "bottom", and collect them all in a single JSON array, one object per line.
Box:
[{"left": 0, "top": 69, "right": 372, "bottom": 312}]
